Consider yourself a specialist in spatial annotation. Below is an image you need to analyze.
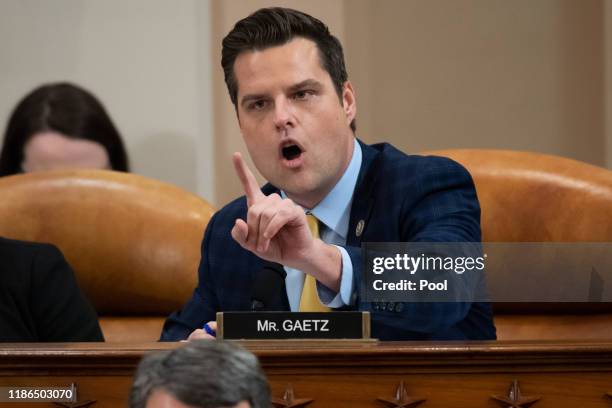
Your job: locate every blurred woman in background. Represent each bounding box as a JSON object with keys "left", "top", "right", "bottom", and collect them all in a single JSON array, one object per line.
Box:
[{"left": 0, "top": 82, "right": 129, "bottom": 175}]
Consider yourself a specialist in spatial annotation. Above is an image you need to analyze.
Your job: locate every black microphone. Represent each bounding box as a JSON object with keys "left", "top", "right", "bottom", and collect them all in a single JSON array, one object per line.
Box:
[{"left": 251, "top": 261, "right": 286, "bottom": 311}]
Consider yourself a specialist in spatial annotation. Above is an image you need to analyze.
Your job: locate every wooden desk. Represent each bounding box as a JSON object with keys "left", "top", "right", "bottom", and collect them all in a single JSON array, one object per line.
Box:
[{"left": 1, "top": 340, "right": 612, "bottom": 407}]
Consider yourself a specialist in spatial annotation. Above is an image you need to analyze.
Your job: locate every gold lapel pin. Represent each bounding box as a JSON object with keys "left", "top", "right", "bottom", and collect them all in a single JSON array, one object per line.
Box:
[{"left": 355, "top": 220, "right": 365, "bottom": 237}]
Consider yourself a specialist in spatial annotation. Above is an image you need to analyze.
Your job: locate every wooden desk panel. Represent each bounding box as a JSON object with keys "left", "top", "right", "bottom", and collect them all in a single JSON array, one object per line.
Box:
[{"left": 1, "top": 341, "right": 612, "bottom": 407}]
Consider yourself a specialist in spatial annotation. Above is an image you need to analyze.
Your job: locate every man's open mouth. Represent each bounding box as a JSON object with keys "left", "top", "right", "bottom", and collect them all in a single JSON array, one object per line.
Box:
[{"left": 282, "top": 144, "right": 303, "bottom": 161}]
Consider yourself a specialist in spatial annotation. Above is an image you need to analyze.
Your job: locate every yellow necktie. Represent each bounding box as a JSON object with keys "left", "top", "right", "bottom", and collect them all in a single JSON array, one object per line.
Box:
[{"left": 299, "top": 214, "right": 332, "bottom": 312}]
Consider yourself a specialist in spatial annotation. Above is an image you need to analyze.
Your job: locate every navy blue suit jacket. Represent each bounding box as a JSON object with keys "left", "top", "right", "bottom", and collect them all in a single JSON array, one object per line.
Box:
[{"left": 161, "top": 141, "right": 496, "bottom": 341}]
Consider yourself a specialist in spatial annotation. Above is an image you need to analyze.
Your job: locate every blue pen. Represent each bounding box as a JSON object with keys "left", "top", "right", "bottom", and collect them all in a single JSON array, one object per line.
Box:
[{"left": 203, "top": 322, "right": 216, "bottom": 337}]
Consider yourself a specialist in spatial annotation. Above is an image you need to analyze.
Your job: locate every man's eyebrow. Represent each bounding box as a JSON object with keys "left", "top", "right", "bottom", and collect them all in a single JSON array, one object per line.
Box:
[
  {"left": 288, "top": 79, "right": 323, "bottom": 92},
  {"left": 240, "top": 93, "right": 267, "bottom": 108},
  {"left": 239, "top": 79, "right": 323, "bottom": 107}
]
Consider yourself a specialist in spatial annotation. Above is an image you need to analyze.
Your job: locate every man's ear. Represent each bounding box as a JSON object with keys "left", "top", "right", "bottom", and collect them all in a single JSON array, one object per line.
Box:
[{"left": 342, "top": 81, "right": 357, "bottom": 126}]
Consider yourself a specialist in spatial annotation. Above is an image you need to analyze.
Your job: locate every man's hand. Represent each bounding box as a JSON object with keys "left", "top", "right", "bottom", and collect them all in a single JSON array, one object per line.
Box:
[
  {"left": 230, "top": 153, "right": 342, "bottom": 291},
  {"left": 186, "top": 321, "right": 217, "bottom": 341}
]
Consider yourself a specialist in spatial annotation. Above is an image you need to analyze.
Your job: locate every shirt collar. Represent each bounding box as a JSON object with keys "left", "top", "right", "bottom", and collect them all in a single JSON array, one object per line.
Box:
[{"left": 281, "top": 139, "right": 362, "bottom": 240}]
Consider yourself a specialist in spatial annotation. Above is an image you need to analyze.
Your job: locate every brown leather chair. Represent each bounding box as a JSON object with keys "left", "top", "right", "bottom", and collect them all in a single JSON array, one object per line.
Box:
[
  {"left": 0, "top": 170, "right": 214, "bottom": 342},
  {"left": 427, "top": 149, "right": 612, "bottom": 340}
]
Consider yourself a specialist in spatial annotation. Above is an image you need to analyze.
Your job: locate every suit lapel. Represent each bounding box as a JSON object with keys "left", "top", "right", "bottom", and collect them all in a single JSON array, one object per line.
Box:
[{"left": 347, "top": 141, "right": 381, "bottom": 247}]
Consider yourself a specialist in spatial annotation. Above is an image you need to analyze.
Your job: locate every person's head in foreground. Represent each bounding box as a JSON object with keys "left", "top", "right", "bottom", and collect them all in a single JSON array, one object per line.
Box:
[
  {"left": 0, "top": 82, "right": 129, "bottom": 176},
  {"left": 129, "top": 341, "right": 271, "bottom": 408},
  {"left": 222, "top": 6, "right": 356, "bottom": 209}
]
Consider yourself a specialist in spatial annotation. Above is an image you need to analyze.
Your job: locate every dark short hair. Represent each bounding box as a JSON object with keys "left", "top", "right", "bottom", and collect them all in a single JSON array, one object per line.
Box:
[
  {"left": 0, "top": 82, "right": 129, "bottom": 176},
  {"left": 221, "top": 7, "right": 356, "bottom": 132},
  {"left": 129, "top": 341, "right": 271, "bottom": 408}
]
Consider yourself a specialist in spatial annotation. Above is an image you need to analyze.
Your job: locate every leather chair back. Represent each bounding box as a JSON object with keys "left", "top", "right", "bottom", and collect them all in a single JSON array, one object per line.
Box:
[
  {"left": 0, "top": 170, "right": 214, "bottom": 341},
  {"left": 428, "top": 149, "right": 612, "bottom": 242},
  {"left": 426, "top": 149, "right": 612, "bottom": 340}
]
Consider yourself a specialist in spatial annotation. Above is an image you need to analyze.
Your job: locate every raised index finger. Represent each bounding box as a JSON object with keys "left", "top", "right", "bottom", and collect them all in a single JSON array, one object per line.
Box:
[{"left": 232, "top": 152, "right": 264, "bottom": 207}]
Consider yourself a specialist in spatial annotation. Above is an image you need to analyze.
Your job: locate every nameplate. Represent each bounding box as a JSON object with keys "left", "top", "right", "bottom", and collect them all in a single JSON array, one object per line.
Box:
[{"left": 216, "top": 311, "right": 370, "bottom": 340}]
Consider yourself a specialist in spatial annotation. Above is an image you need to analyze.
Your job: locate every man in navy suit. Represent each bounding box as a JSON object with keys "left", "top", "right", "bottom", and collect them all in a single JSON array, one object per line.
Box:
[{"left": 161, "top": 7, "right": 496, "bottom": 341}]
